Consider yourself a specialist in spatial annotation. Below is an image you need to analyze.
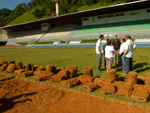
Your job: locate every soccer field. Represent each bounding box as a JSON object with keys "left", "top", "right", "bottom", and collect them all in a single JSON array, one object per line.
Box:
[{"left": 0, "top": 47, "right": 150, "bottom": 77}]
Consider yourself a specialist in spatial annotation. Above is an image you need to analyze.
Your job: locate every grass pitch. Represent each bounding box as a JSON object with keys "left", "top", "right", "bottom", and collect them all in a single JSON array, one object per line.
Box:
[{"left": 0, "top": 47, "right": 150, "bottom": 77}]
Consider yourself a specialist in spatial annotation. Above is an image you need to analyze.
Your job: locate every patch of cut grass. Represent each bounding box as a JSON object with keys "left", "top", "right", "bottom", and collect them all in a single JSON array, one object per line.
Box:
[{"left": 82, "top": 39, "right": 98, "bottom": 43}]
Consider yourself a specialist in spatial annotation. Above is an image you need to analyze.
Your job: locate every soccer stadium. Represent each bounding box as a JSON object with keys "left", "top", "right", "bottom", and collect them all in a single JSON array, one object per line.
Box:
[
  {"left": 0, "top": 0, "right": 150, "bottom": 46},
  {"left": 1, "top": 0, "right": 150, "bottom": 113}
]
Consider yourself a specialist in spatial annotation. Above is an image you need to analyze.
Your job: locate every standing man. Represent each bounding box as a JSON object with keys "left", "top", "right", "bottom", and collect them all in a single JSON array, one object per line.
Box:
[
  {"left": 96, "top": 34, "right": 104, "bottom": 72},
  {"left": 118, "top": 38, "right": 126, "bottom": 72},
  {"left": 112, "top": 35, "right": 121, "bottom": 67},
  {"left": 129, "top": 35, "right": 136, "bottom": 71},
  {"left": 123, "top": 34, "right": 134, "bottom": 74}
]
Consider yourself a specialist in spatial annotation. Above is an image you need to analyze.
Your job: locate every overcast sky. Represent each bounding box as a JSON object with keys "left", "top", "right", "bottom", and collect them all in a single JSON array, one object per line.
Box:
[{"left": 0, "top": 0, "right": 31, "bottom": 10}]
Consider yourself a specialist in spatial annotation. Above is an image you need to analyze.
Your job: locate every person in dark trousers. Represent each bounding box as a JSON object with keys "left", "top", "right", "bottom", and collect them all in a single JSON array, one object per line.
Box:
[
  {"left": 129, "top": 35, "right": 136, "bottom": 71},
  {"left": 123, "top": 34, "right": 134, "bottom": 74},
  {"left": 118, "top": 38, "right": 126, "bottom": 72},
  {"left": 96, "top": 34, "right": 104, "bottom": 72},
  {"left": 112, "top": 35, "right": 121, "bottom": 67}
]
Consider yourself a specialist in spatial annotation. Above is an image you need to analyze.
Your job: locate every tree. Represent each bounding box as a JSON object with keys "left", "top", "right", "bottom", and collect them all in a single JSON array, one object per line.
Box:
[
  {"left": 41, "top": 7, "right": 46, "bottom": 15},
  {"left": 0, "top": 8, "right": 12, "bottom": 17},
  {"left": 33, "top": 8, "right": 42, "bottom": 18},
  {"left": 14, "top": 3, "right": 28, "bottom": 16}
]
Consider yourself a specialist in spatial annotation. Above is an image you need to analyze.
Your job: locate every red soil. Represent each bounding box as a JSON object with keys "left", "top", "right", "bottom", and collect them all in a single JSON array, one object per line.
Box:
[
  {"left": 0, "top": 77, "right": 150, "bottom": 113},
  {"left": 0, "top": 45, "right": 24, "bottom": 47},
  {"left": 0, "top": 73, "right": 9, "bottom": 78}
]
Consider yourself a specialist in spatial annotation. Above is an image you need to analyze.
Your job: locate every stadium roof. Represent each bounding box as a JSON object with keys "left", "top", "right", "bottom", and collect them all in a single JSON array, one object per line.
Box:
[{"left": 1, "top": 0, "right": 150, "bottom": 29}]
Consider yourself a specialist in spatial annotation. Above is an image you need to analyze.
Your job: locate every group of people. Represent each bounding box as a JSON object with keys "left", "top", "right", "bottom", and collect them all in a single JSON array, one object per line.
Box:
[{"left": 96, "top": 34, "right": 136, "bottom": 74}]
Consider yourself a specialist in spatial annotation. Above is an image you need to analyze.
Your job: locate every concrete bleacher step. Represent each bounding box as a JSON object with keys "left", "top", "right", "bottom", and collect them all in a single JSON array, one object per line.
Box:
[
  {"left": 135, "top": 39, "right": 150, "bottom": 43},
  {"left": 53, "top": 42, "right": 61, "bottom": 45},
  {"left": 69, "top": 41, "right": 82, "bottom": 44}
]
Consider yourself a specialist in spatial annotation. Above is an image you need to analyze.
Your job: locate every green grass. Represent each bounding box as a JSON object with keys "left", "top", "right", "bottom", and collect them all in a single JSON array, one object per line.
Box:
[
  {"left": 60, "top": 41, "right": 66, "bottom": 44},
  {"left": 81, "top": 39, "right": 120, "bottom": 43},
  {"left": 17, "top": 41, "right": 53, "bottom": 45},
  {"left": 34, "top": 41, "right": 53, "bottom": 44},
  {"left": 82, "top": 39, "right": 98, "bottom": 43},
  {"left": 78, "top": 3, "right": 101, "bottom": 11},
  {"left": 0, "top": 47, "right": 150, "bottom": 78},
  {"left": 77, "top": 2, "right": 124, "bottom": 11},
  {"left": 17, "top": 43, "right": 28, "bottom": 45},
  {"left": 0, "top": 47, "right": 150, "bottom": 106}
]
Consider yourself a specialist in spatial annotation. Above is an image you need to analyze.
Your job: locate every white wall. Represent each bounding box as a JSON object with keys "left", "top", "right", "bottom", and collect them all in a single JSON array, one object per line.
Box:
[
  {"left": 82, "top": 8, "right": 150, "bottom": 26},
  {"left": 41, "top": 23, "right": 52, "bottom": 31}
]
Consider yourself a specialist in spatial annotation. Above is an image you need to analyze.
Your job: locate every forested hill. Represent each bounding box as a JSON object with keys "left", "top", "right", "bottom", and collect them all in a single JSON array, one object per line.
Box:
[{"left": 0, "top": 0, "right": 137, "bottom": 27}]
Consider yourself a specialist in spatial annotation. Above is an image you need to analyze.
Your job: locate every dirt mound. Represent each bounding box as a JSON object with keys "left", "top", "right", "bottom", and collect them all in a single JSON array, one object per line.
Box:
[
  {"left": 61, "top": 78, "right": 80, "bottom": 88},
  {"left": 78, "top": 75, "right": 94, "bottom": 85},
  {"left": 128, "top": 71, "right": 138, "bottom": 84},
  {"left": 0, "top": 77, "right": 150, "bottom": 113},
  {"left": 46, "top": 64, "right": 56, "bottom": 73},
  {"left": 107, "top": 69, "right": 117, "bottom": 83},
  {"left": 80, "top": 83, "right": 99, "bottom": 92},
  {"left": 130, "top": 84, "right": 150, "bottom": 103},
  {"left": 83, "top": 67, "right": 93, "bottom": 76}
]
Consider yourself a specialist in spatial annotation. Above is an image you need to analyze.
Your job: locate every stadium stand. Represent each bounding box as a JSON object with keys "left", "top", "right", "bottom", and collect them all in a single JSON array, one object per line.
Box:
[
  {"left": 102, "top": 23, "right": 122, "bottom": 33},
  {"left": 40, "top": 24, "right": 76, "bottom": 42},
  {"left": 0, "top": 29, "right": 8, "bottom": 46},
  {"left": 68, "top": 38, "right": 82, "bottom": 44},
  {"left": 73, "top": 19, "right": 150, "bottom": 42},
  {"left": 6, "top": 19, "right": 150, "bottom": 44},
  {"left": 7, "top": 24, "right": 76, "bottom": 44},
  {"left": 7, "top": 29, "right": 44, "bottom": 43},
  {"left": 77, "top": 25, "right": 103, "bottom": 34},
  {"left": 0, "top": 29, "right": 8, "bottom": 41},
  {"left": 52, "top": 41, "right": 61, "bottom": 45},
  {"left": 121, "top": 19, "right": 150, "bottom": 31}
]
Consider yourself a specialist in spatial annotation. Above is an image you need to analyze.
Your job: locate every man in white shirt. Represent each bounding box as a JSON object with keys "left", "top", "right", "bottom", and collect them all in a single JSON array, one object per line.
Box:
[
  {"left": 96, "top": 34, "right": 104, "bottom": 72},
  {"left": 118, "top": 38, "right": 126, "bottom": 71},
  {"left": 129, "top": 35, "right": 136, "bottom": 71},
  {"left": 123, "top": 34, "right": 134, "bottom": 74}
]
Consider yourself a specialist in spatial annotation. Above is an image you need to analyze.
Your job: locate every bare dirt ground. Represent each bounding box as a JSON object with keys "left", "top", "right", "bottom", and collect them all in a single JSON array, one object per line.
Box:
[
  {"left": 0, "top": 45, "right": 24, "bottom": 47},
  {"left": 0, "top": 75, "right": 150, "bottom": 113}
]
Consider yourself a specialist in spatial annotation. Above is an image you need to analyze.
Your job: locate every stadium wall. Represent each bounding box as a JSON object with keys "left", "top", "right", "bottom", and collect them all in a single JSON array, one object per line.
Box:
[{"left": 82, "top": 8, "right": 150, "bottom": 26}]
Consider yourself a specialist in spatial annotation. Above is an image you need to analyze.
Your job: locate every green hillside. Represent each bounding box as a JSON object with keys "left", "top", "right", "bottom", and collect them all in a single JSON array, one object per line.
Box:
[
  {"left": 78, "top": 1, "right": 122, "bottom": 11},
  {"left": 8, "top": 6, "right": 48, "bottom": 26}
]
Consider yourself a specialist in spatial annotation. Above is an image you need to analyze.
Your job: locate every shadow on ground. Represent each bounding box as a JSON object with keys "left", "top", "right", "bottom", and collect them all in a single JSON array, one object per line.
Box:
[
  {"left": 133, "top": 63, "right": 150, "bottom": 73},
  {"left": 0, "top": 92, "right": 37, "bottom": 113}
]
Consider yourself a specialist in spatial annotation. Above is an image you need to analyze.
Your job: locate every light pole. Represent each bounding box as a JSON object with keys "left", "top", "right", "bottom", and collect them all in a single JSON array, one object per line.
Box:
[{"left": 51, "top": 0, "right": 60, "bottom": 16}]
